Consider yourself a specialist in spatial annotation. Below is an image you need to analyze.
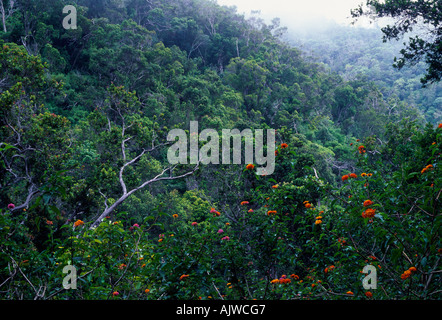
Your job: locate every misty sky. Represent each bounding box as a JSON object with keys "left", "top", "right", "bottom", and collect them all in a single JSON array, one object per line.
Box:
[{"left": 216, "top": 0, "right": 369, "bottom": 28}]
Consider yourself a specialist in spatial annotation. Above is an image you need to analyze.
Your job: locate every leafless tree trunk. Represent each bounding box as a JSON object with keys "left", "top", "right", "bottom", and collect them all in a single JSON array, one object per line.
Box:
[
  {"left": 90, "top": 110, "right": 199, "bottom": 228},
  {"left": 0, "top": 0, "right": 15, "bottom": 33}
]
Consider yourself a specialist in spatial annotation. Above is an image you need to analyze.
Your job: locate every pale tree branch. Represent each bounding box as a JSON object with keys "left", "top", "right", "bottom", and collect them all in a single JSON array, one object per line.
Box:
[{"left": 90, "top": 161, "right": 199, "bottom": 229}]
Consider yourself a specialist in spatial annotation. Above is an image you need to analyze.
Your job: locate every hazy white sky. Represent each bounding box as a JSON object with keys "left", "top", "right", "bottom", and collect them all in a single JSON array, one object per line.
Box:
[{"left": 216, "top": 0, "right": 367, "bottom": 25}]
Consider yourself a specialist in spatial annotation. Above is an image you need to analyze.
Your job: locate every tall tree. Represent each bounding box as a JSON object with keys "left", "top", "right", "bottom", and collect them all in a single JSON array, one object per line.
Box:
[{"left": 352, "top": 0, "right": 442, "bottom": 86}]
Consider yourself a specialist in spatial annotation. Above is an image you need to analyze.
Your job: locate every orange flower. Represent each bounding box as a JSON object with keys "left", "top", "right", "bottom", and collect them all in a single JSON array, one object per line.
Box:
[
  {"left": 270, "top": 279, "right": 279, "bottom": 284},
  {"left": 172, "top": 214, "right": 178, "bottom": 218},
  {"left": 246, "top": 164, "right": 255, "bottom": 170},
  {"left": 362, "top": 208, "right": 376, "bottom": 218},
  {"left": 73, "top": 220, "right": 84, "bottom": 228},
  {"left": 240, "top": 201, "right": 249, "bottom": 205},
  {"left": 281, "top": 143, "right": 288, "bottom": 149},
  {"left": 365, "top": 291, "right": 373, "bottom": 298},
  {"left": 401, "top": 270, "right": 412, "bottom": 280},
  {"left": 46, "top": 220, "right": 53, "bottom": 225},
  {"left": 315, "top": 220, "right": 322, "bottom": 225},
  {"left": 349, "top": 173, "right": 357, "bottom": 179},
  {"left": 361, "top": 173, "right": 367, "bottom": 177},
  {"left": 290, "top": 274, "right": 299, "bottom": 279},
  {"left": 248, "top": 209, "right": 254, "bottom": 213},
  {"left": 272, "top": 185, "right": 278, "bottom": 189},
  {"left": 144, "top": 289, "right": 150, "bottom": 293},
  {"left": 267, "top": 210, "right": 277, "bottom": 216},
  {"left": 179, "top": 274, "right": 189, "bottom": 281},
  {"left": 438, "top": 123, "right": 442, "bottom": 129},
  {"left": 346, "top": 291, "right": 354, "bottom": 295},
  {"left": 342, "top": 175, "right": 349, "bottom": 181},
  {"left": 408, "top": 266, "right": 417, "bottom": 273},
  {"left": 305, "top": 202, "right": 312, "bottom": 208},
  {"left": 358, "top": 145, "right": 366, "bottom": 154},
  {"left": 363, "top": 200, "right": 373, "bottom": 207}
]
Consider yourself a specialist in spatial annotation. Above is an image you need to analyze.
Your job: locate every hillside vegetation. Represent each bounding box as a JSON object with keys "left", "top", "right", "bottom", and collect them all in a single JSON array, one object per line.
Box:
[{"left": 0, "top": 0, "right": 440, "bottom": 300}]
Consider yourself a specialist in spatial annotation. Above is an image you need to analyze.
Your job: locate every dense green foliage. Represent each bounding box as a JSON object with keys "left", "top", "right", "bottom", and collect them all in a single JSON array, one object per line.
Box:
[{"left": 0, "top": 0, "right": 440, "bottom": 300}]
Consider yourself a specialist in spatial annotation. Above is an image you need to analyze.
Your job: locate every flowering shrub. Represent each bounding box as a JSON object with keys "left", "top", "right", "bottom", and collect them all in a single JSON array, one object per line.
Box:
[{"left": 0, "top": 124, "right": 440, "bottom": 300}]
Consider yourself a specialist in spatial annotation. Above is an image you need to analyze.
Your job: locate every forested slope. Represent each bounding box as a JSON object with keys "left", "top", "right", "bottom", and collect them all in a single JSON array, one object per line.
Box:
[
  {"left": 0, "top": 0, "right": 440, "bottom": 300},
  {"left": 290, "top": 23, "right": 442, "bottom": 124}
]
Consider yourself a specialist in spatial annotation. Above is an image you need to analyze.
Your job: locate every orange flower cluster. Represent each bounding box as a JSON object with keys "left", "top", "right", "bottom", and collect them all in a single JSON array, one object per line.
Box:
[
  {"left": 303, "top": 201, "right": 312, "bottom": 208},
  {"left": 342, "top": 173, "right": 358, "bottom": 181},
  {"left": 362, "top": 208, "right": 376, "bottom": 219},
  {"left": 290, "top": 274, "right": 299, "bottom": 280},
  {"left": 363, "top": 199, "right": 373, "bottom": 207},
  {"left": 246, "top": 164, "right": 255, "bottom": 170},
  {"left": 324, "top": 265, "right": 335, "bottom": 273},
  {"left": 270, "top": 275, "right": 292, "bottom": 284},
  {"left": 421, "top": 164, "right": 433, "bottom": 174},
  {"left": 267, "top": 210, "right": 277, "bottom": 216},
  {"left": 281, "top": 143, "right": 288, "bottom": 149},
  {"left": 438, "top": 123, "right": 442, "bottom": 129},
  {"left": 73, "top": 220, "right": 84, "bottom": 228},
  {"left": 400, "top": 267, "right": 417, "bottom": 280},
  {"left": 172, "top": 214, "right": 178, "bottom": 218},
  {"left": 210, "top": 207, "right": 221, "bottom": 216},
  {"left": 358, "top": 145, "right": 366, "bottom": 154},
  {"left": 361, "top": 173, "right": 373, "bottom": 177},
  {"left": 240, "top": 201, "right": 249, "bottom": 205},
  {"left": 315, "top": 215, "right": 323, "bottom": 225},
  {"left": 272, "top": 185, "right": 278, "bottom": 189}
]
